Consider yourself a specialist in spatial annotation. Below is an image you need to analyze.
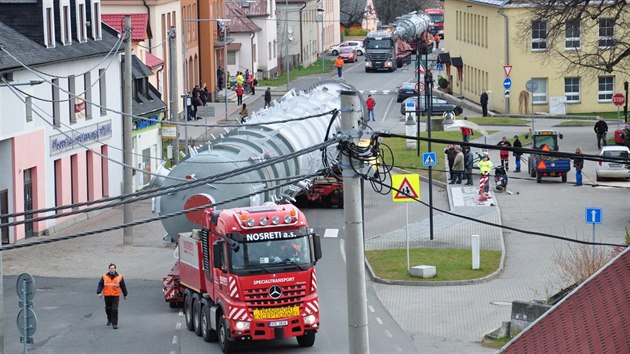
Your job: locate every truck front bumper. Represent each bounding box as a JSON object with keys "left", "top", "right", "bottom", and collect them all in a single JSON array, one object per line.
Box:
[
  {"left": 365, "top": 60, "right": 394, "bottom": 70},
  {"left": 229, "top": 316, "right": 319, "bottom": 340}
]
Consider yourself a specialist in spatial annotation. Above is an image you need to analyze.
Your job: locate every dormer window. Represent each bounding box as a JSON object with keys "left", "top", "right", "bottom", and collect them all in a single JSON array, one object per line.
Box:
[
  {"left": 43, "top": 0, "right": 56, "bottom": 48},
  {"left": 76, "top": 0, "right": 87, "bottom": 43},
  {"left": 92, "top": 0, "right": 102, "bottom": 40},
  {"left": 61, "top": 0, "right": 72, "bottom": 45}
]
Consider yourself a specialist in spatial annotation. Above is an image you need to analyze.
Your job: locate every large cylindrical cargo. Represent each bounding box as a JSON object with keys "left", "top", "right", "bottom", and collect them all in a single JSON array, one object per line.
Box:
[
  {"left": 153, "top": 80, "right": 363, "bottom": 239},
  {"left": 394, "top": 12, "right": 432, "bottom": 41}
]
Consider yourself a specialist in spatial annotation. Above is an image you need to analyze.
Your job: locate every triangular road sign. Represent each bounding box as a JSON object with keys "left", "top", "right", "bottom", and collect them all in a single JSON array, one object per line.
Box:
[
  {"left": 503, "top": 65, "right": 512, "bottom": 77},
  {"left": 424, "top": 155, "right": 434, "bottom": 165},
  {"left": 393, "top": 177, "right": 419, "bottom": 201},
  {"left": 415, "top": 61, "right": 426, "bottom": 74}
]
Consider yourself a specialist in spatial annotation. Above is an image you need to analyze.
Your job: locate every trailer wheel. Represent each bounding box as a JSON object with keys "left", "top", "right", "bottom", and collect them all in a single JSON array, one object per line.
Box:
[
  {"left": 200, "top": 302, "right": 219, "bottom": 342},
  {"left": 561, "top": 174, "right": 567, "bottom": 183},
  {"left": 536, "top": 171, "right": 542, "bottom": 183},
  {"left": 193, "top": 295, "right": 202, "bottom": 336},
  {"left": 184, "top": 290, "right": 194, "bottom": 331},
  {"left": 297, "top": 331, "right": 316, "bottom": 347},
  {"left": 218, "top": 316, "right": 238, "bottom": 353}
]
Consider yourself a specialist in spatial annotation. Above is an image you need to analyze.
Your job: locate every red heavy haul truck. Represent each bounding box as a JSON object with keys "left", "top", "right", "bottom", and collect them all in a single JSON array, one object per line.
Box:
[{"left": 162, "top": 203, "right": 322, "bottom": 353}]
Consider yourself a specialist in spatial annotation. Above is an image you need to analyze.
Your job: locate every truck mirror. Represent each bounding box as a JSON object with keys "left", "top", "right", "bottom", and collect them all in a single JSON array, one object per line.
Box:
[
  {"left": 312, "top": 234, "right": 322, "bottom": 261},
  {"left": 212, "top": 241, "right": 223, "bottom": 269}
]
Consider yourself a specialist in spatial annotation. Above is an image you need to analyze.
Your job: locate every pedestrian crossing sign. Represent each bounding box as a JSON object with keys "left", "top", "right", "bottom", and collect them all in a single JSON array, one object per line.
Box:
[
  {"left": 422, "top": 152, "right": 437, "bottom": 167},
  {"left": 392, "top": 174, "right": 420, "bottom": 203}
]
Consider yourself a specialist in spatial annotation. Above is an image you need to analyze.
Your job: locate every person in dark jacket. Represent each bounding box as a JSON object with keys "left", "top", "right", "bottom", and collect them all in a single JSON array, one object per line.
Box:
[
  {"left": 264, "top": 87, "right": 272, "bottom": 108},
  {"left": 192, "top": 92, "right": 202, "bottom": 120},
  {"left": 444, "top": 144, "right": 457, "bottom": 181},
  {"left": 574, "top": 147, "right": 584, "bottom": 186},
  {"left": 450, "top": 147, "right": 465, "bottom": 184},
  {"left": 497, "top": 136, "right": 512, "bottom": 171},
  {"left": 463, "top": 146, "right": 474, "bottom": 185},
  {"left": 480, "top": 90, "right": 489, "bottom": 117},
  {"left": 594, "top": 116, "right": 608, "bottom": 149},
  {"left": 97, "top": 263, "right": 128, "bottom": 329},
  {"left": 512, "top": 135, "right": 523, "bottom": 172}
]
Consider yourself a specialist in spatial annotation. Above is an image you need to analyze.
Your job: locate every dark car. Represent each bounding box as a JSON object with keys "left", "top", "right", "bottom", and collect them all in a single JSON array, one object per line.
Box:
[
  {"left": 400, "top": 96, "right": 463, "bottom": 116},
  {"left": 614, "top": 123, "right": 630, "bottom": 145},
  {"left": 397, "top": 82, "right": 417, "bottom": 102}
]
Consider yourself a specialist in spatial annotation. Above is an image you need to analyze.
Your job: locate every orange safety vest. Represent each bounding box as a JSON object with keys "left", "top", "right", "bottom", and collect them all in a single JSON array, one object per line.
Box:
[
  {"left": 102, "top": 274, "right": 123, "bottom": 296},
  {"left": 335, "top": 58, "right": 344, "bottom": 68}
]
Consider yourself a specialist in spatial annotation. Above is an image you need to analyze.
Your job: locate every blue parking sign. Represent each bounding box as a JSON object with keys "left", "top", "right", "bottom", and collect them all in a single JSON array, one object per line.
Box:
[{"left": 585, "top": 208, "right": 602, "bottom": 224}]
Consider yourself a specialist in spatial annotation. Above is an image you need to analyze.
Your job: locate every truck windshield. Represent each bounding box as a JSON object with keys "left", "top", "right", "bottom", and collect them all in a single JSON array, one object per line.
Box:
[
  {"left": 365, "top": 39, "right": 392, "bottom": 49},
  {"left": 428, "top": 14, "right": 444, "bottom": 23},
  {"left": 534, "top": 136, "right": 557, "bottom": 150},
  {"left": 230, "top": 236, "right": 312, "bottom": 270}
]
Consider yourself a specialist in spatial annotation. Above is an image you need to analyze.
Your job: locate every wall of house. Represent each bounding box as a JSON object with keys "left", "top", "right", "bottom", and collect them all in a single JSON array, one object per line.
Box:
[
  {"left": 446, "top": 1, "right": 629, "bottom": 115},
  {"left": 252, "top": 0, "right": 278, "bottom": 78},
  {"left": 322, "top": 0, "right": 340, "bottom": 50},
  {"left": 234, "top": 32, "right": 258, "bottom": 74},
  {"left": 298, "top": 0, "right": 319, "bottom": 67}
]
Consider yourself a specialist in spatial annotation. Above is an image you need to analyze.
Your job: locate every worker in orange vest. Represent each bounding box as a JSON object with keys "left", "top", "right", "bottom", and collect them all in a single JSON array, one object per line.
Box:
[
  {"left": 335, "top": 56, "right": 344, "bottom": 78},
  {"left": 97, "top": 263, "right": 128, "bottom": 329}
]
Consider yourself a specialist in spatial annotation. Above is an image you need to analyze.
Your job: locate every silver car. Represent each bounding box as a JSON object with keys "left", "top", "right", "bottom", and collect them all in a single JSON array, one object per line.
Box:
[{"left": 595, "top": 146, "right": 630, "bottom": 181}]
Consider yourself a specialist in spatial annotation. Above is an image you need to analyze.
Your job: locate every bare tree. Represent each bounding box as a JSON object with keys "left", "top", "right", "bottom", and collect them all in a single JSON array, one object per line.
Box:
[
  {"left": 519, "top": 0, "right": 630, "bottom": 78},
  {"left": 372, "top": 0, "right": 428, "bottom": 25},
  {"left": 340, "top": 0, "right": 370, "bottom": 31}
]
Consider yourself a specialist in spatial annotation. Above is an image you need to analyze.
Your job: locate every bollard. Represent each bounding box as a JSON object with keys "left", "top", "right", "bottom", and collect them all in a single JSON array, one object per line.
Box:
[
  {"left": 405, "top": 114, "right": 416, "bottom": 149},
  {"left": 471, "top": 234, "right": 480, "bottom": 270}
]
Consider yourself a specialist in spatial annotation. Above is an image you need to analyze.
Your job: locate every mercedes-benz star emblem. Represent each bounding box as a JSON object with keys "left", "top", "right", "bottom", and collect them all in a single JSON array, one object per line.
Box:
[{"left": 269, "top": 285, "right": 282, "bottom": 299}]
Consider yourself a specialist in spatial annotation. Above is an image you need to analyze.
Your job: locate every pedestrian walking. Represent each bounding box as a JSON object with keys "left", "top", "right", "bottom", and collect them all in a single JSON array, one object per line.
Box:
[
  {"left": 463, "top": 146, "right": 474, "bottom": 185},
  {"left": 264, "top": 87, "right": 272, "bottom": 108},
  {"left": 460, "top": 117, "right": 473, "bottom": 142},
  {"left": 574, "top": 147, "right": 584, "bottom": 186},
  {"left": 236, "top": 72, "right": 244, "bottom": 87},
  {"left": 200, "top": 82, "right": 208, "bottom": 106},
  {"left": 512, "top": 135, "right": 522, "bottom": 172},
  {"left": 594, "top": 116, "right": 608, "bottom": 149},
  {"left": 477, "top": 152, "right": 493, "bottom": 194},
  {"left": 444, "top": 144, "right": 457, "bottom": 181},
  {"left": 251, "top": 76, "right": 258, "bottom": 95},
  {"left": 480, "top": 90, "right": 489, "bottom": 117},
  {"left": 434, "top": 34, "right": 441, "bottom": 50},
  {"left": 366, "top": 94, "right": 376, "bottom": 121},
  {"left": 236, "top": 84, "right": 244, "bottom": 105},
  {"left": 497, "top": 136, "right": 512, "bottom": 171},
  {"left": 217, "top": 66, "right": 225, "bottom": 90},
  {"left": 96, "top": 263, "right": 128, "bottom": 329},
  {"left": 335, "top": 56, "right": 344, "bottom": 78},
  {"left": 450, "top": 147, "right": 464, "bottom": 184},
  {"left": 239, "top": 103, "right": 249, "bottom": 124},
  {"left": 192, "top": 91, "right": 202, "bottom": 120}
]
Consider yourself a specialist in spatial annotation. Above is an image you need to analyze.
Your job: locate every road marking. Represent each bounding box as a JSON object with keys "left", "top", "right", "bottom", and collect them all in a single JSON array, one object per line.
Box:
[
  {"left": 170, "top": 351, "right": 176, "bottom": 354},
  {"left": 172, "top": 335, "right": 178, "bottom": 344},
  {"left": 340, "top": 239, "right": 346, "bottom": 264},
  {"left": 369, "top": 89, "right": 378, "bottom": 94},
  {"left": 382, "top": 96, "right": 396, "bottom": 123},
  {"left": 324, "top": 228, "right": 339, "bottom": 238},
  {"left": 394, "top": 344, "right": 403, "bottom": 352},
  {"left": 384, "top": 329, "right": 393, "bottom": 338},
  {"left": 376, "top": 317, "right": 383, "bottom": 325},
  {"left": 368, "top": 305, "right": 375, "bottom": 313},
  {"left": 382, "top": 90, "right": 391, "bottom": 95},
  {"left": 175, "top": 322, "right": 181, "bottom": 330}
]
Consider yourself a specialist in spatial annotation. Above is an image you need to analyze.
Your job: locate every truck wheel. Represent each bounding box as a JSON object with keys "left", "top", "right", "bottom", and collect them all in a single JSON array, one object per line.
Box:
[
  {"left": 561, "top": 174, "right": 567, "bottom": 183},
  {"left": 184, "top": 290, "right": 194, "bottom": 331},
  {"left": 536, "top": 171, "right": 542, "bottom": 183},
  {"left": 200, "top": 303, "right": 219, "bottom": 342},
  {"left": 219, "top": 316, "right": 238, "bottom": 353},
  {"left": 193, "top": 295, "right": 202, "bottom": 336},
  {"left": 297, "top": 331, "right": 316, "bottom": 347}
]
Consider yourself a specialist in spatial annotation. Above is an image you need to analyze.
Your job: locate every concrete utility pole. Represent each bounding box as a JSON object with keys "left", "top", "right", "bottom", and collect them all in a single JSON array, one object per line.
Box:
[
  {"left": 285, "top": 0, "right": 290, "bottom": 90},
  {"left": 122, "top": 15, "right": 134, "bottom": 245},
  {"left": 168, "top": 26, "right": 179, "bottom": 164},
  {"left": 340, "top": 90, "right": 369, "bottom": 354}
]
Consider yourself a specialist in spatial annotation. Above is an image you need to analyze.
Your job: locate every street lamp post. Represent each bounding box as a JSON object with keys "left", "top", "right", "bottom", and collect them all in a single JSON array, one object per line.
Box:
[
  {"left": 317, "top": 3, "right": 324, "bottom": 73},
  {"left": 286, "top": 0, "right": 290, "bottom": 90}
]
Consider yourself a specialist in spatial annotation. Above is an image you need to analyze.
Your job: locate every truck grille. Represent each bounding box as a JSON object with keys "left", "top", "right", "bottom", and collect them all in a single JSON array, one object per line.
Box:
[
  {"left": 243, "top": 283, "right": 306, "bottom": 309},
  {"left": 367, "top": 53, "right": 390, "bottom": 61}
]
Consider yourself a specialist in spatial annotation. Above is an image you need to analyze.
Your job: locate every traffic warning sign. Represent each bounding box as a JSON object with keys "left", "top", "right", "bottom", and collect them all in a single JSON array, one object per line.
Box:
[{"left": 392, "top": 174, "right": 420, "bottom": 203}]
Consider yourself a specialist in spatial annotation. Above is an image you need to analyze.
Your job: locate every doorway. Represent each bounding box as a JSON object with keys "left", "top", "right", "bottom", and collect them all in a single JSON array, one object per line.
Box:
[
  {"left": 0, "top": 189, "right": 8, "bottom": 244},
  {"left": 24, "top": 168, "right": 33, "bottom": 238}
]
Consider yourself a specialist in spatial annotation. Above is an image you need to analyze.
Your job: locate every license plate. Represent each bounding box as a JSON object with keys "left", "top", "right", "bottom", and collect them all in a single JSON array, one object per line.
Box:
[
  {"left": 269, "top": 320, "right": 288, "bottom": 327},
  {"left": 609, "top": 164, "right": 621, "bottom": 167},
  {"left": 253, "top": 306, "right": 300, "bottom": 320}
]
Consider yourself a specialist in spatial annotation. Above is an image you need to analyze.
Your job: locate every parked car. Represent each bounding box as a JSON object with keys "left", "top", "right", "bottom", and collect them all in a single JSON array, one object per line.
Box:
[
  {"left": 399, "top": 96, "right": 463, "bottom": 116},
  {"left": 330, "top": 41, "right": 364, "bottom": 56},
  {"left": 338, "top": 47, "right": 358, "bottom": 63},
  {"left": 396, "top": 82, "right": 417, "bottom": 102},
  {"left": 613, "top": 123, "right": 630, "bottom": 145},
  {"left": 596, "top": 145, "right": 630, "bottom": 181}
]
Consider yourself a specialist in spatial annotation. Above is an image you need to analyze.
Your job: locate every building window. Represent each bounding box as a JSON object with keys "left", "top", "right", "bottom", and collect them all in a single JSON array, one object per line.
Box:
[
  {"left": 268, "top": 42, "right": 272, "bottom": 60},
  {"left": 598, "top": 18, "right": 614, "bottom": 48},
  {"left": 25, "top": 96, "right": 33, "bottom": 122},
  {"left": 227, "top": 51, "right": 236, "bottom": 65},
  {"left": 71, "top": 154, "right": 78, "bottom": 206},
  {"left": 86, "top": 150, "right": 93, "bottom": 201},
  {"left": 564, "top": 77, "right": 580, "bottom": 103},
  {"left": 98, "top": 69, "right": 106, "bottom": 116},
  {"left": 273, "top": 40, "right": 277, "bottom": 59},
  {"left": 54, "top": 159, "right": 61, "bottom": 213},
  {"left": 46, "top": 7, "right": 55, "bottom": 48},
  {"left": 77, "top": 3, "right": 87, "bottom": 42},
  {"left": 84, "top": 72, "right": 92, "bottom": 119},
  {"left": 565, "top": 20, "right": 580, "bottom": 49},
  {"left": 63, "top": 5, "right": 71, "bottom": 45},
  {"left": 598, "top": 76, "right": 614, "bottom": 101},
  {"left": 532, "top": 78, "right": 548, "bottom": 104},
  {"left": 92, "top": 1, "right": 101, "bottom": 40},
  {"left": 101, "top": 145, "right": 109, "bottom": 197},
  {"left": 69, "top": 75, "right": 76, "bottom": 124},
  {"left": 531, "top": 21, "right": 547, "bottom": 51},
  {"left": 52, "top": 78, "right": 60, "bottom": 127}
]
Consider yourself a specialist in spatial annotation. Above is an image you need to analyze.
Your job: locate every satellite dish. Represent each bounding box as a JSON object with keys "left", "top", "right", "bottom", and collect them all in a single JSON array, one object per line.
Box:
[{"left": 288, "top": 27, "right": 294, "bottom": 41}]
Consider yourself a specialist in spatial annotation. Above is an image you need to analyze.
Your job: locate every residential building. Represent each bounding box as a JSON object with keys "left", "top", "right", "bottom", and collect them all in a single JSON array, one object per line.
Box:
[
  {"left": 445, "top": 0, "right": 629, "bottom": 115},
  {"left": 198, "top": 0, "right": 225, "bottom": 100},
  {"left": 226, "top": 1, "right": 262, "bottom": 77},
  {"left": 276, "top": 0, "right": 311, "bottom": 72},
  {"left": 321, "top": 0, "right": 340, "bottom": 54},
  {"left": 0, "top": 0, "right": 123, "bottom": 243}
]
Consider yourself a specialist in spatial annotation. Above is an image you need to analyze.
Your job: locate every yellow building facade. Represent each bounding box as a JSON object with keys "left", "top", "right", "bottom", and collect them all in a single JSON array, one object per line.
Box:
[{"left": 444, "top": 0, "right": 629, "bottom": 115}]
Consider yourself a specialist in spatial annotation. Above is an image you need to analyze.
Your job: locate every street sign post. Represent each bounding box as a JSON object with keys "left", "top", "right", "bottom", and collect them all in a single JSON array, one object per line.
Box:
[
  {"left": 17, "top": 273, "right": 37, "bottom": 352},
  {"left": 415, "top": 82, "right": 425, "bottom": 93},
  {"left": 585, "top": 208, "right": 602, "bottom": 260},
  {"left": 503, "top": 65, "right": 512, "bottom": 77},
  {"left": 422, "top": 152, "right": 437, "bottom": 167},
  {"left": 503, "top": 78, "right": 512, "bottom": 90},
  {"left": 613, "top": 93, "right": 626, "bottom": 127},
  {"left": 392, "top": 174, "right": 420, "bottom": 271},
  {"left": 436, "top": 63, "right": 444, "bottom": 72}
]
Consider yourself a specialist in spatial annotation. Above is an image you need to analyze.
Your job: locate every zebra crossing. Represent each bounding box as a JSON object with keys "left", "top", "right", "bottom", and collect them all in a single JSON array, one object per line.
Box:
[{"left": 310, "top": 228, "right": 340, "bottom": 238}]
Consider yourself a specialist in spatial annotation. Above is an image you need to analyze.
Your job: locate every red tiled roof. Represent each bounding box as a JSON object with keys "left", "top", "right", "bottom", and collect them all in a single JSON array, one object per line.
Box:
[
  {"left": 500, "top": 247, "right": 630, "bottom": 353},
  {"left": 227, "top": 43, "right": 242, "bottom": 52},
  {"left": 226, "top": 0, "right": 269, "bottom": 17},
  {"left": 102, "top": 14, "right": 151, "bottom": 42},
  {"left": 226, "top": 3, "right": 261, "bottom": 33},
  {"left": 144, "top": 52, "right": 163, "bottom": 69}
]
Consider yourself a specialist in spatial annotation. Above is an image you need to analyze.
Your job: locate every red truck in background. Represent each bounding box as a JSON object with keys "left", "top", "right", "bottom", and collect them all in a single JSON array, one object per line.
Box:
[
  {"left": 162, "top": 203, "right": 322, "bottom": 353},
  {"left": 425, "top": 8, "right": 445, "bottom": 39}
]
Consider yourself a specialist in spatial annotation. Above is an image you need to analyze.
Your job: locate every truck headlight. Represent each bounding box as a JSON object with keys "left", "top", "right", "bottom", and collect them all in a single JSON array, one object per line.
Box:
[
  {"left": 303, "top": 314, "right": 316, "bottom": 325},
  {"left": 365, "top": 61, "right": 372, "bottom": 67},
  {"left": 235, "top": 321, "right": 250, "bottom": 330}
]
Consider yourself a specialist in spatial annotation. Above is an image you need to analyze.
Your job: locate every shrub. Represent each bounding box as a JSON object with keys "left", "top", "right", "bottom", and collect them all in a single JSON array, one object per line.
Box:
[{"left": 438, "top": 76, "right": 449, "bottom": 89}]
